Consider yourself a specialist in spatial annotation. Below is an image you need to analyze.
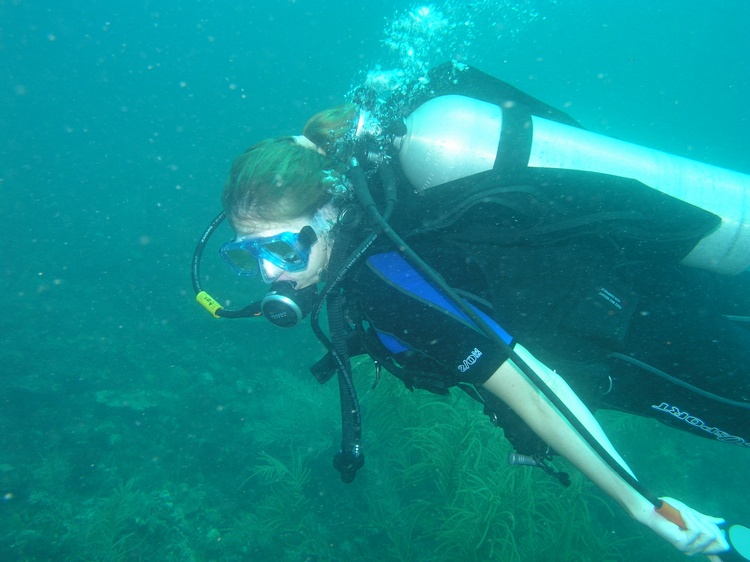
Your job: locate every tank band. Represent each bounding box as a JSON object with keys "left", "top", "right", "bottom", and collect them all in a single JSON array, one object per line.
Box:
[{"left": 495, "top": 104, "right": 534, "bottom": 183}]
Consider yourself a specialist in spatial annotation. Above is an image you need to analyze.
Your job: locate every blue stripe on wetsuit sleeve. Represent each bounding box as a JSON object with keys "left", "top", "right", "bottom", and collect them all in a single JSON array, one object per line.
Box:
[
  {"left": 376, "top": 330, "right": 411, "bottom": 354},
  {"left": 367, "top": 252, "right": 513, "bottom": 345}
]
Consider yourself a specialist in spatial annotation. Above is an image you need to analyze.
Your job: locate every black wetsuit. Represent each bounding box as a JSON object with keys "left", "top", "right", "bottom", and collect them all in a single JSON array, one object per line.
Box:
[
  {"left": 346, "top": 216, "right": 750, "bottom": 455},
  {"left": 340, "top": 63, "right": 750, "bottom": 455}
]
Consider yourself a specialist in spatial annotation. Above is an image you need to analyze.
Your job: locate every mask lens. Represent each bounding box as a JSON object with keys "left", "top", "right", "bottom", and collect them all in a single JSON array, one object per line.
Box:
[
  {"left": 262, "top": 239, "right": 306, "bottom": 269},
  {"left": 221, "top": 246, "right": 260, "bottom": 276}
]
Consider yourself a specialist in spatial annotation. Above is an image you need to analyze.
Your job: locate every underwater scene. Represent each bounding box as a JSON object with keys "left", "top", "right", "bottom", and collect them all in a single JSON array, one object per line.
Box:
[{"left": 1, "top": 0, "right": 749, "bottom": 560}]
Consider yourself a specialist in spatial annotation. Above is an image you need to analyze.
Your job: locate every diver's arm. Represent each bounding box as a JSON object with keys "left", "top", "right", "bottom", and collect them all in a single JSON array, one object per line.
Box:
[
  {"left": 482, "top": 349, "right": 646, "bottom": 515},
  {"left": 482, "top": 345, "right": 729, "bottom": 557},
  {"left": 506, "top": 344, "right": 636, "bottom": 478}
]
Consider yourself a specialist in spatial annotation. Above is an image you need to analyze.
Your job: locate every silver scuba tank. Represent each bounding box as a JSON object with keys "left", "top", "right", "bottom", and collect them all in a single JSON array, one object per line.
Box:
[{"left": 394, "top": 94, "right": 750, "bottom": 275}]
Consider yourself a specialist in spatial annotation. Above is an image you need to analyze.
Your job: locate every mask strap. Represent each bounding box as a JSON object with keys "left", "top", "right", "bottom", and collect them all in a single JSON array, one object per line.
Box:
[{"left": 297, "top": 225, "right": 318, "bottom": 250}]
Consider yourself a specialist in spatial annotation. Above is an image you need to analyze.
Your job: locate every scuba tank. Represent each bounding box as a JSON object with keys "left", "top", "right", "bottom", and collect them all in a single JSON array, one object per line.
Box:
[{"left": 394, "top": 94, "right": 750, "bottom": 275}]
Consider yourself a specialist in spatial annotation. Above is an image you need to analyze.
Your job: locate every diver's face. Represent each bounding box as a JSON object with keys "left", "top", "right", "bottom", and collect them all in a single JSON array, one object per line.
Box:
[{"left": 233, "top": 215, "right": 333, "bottom": 289}]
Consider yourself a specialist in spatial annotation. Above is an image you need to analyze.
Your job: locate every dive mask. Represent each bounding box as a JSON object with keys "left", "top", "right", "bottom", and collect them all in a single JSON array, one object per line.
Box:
[{"left": 220, "top": 225, "right": 317, "bottom": 278}]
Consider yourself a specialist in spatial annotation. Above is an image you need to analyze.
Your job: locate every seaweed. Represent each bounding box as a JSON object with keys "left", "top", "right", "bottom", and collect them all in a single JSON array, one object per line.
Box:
[{"left": 80, "top": 479, "right": 148, "bottom": 562}]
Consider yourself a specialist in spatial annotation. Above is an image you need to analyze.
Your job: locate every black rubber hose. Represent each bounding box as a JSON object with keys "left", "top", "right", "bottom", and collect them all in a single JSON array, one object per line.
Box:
[
  {"left": 316, "top": 223, "right": 365, "bottom": 483},
  {"left": 327, "top": 289, "right": 364, "bottom": 483},
  {"left": 308, "top": 163, "right": 398, "bottom": 482},
  {"left": 192, "top": 211, "right": 226, "bottom": 295}
]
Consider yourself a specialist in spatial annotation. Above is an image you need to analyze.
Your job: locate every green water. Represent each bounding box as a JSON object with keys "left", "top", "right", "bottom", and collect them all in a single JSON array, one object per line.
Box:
[{"left": 1, "top": 1, "right": 748, "bottom": 560}]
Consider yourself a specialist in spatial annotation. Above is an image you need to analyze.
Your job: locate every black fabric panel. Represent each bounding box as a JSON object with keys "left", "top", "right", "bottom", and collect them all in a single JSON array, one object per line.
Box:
[
  {"left": 396, "top": 168, "right": 720, "bottom": 259},
  {"left": 406, "top": 63, "right": 583, "bottom": 128}
]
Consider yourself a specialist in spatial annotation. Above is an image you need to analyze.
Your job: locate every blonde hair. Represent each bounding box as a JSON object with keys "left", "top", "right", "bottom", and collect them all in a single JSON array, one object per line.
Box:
[
  {"left": 222, "top": 137, "right": 334, "bottom": 229},
  {"left": 222, "top": 104, "right": 359, "bottom": 229},
  {"left": 302, "top": 104, "right": 358, "bottom": 155}
]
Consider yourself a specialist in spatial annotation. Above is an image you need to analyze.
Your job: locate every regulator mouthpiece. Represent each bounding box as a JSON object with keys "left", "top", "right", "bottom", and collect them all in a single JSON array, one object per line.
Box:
[{"left": 260, "top": 281, "right": 318, "bottom": 328}]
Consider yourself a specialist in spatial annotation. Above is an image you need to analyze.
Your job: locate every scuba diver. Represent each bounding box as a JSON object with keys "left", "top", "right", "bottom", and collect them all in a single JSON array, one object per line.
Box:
[{"left": 193, "top": 63, "right": 750, "bottom": 560}]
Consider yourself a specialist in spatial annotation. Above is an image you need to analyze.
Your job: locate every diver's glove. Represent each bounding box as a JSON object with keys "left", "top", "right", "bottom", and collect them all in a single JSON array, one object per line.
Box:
[{"left": 638, "top": 496, "right": 729, "bottom": 557}]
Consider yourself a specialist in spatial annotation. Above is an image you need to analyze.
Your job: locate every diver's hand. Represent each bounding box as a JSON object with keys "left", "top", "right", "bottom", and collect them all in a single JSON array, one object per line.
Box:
[{"left": 636, "top": 496, "right": 729, "bottom": 556}]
